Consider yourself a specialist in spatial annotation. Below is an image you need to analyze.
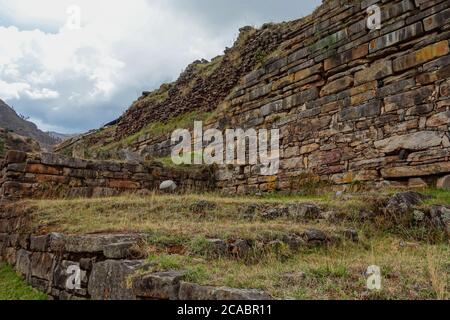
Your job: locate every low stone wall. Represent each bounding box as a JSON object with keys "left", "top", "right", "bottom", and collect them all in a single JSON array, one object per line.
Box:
[
  {"left": 0, "top": 204, "right": 271, "bottom": 300},
  {"left": 0, "top": 151, "right": 214, "bottom": 200}
]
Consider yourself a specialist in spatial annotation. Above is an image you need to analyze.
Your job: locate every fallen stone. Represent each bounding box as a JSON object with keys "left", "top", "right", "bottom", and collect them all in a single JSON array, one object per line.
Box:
[
  {"left": 260, "top": 207, "right": 287, "bottom": 220},
  {"left": 159, "top": 180, "right": 177, "bottom": 192},
  {"left": 190, "top": 200, "right": 217, "bottom": 214},
  {"left": 288, "top": 203, "right": 321, "bottom": 220},
  {"left": 304, "top": 229, "right": 327, "bottom": 242},
  {"left": 15, "top": 249, "right": 31, "bottom": 278},
  {"left": 385, "top": 192, "right": 428, "bottom": 216}
]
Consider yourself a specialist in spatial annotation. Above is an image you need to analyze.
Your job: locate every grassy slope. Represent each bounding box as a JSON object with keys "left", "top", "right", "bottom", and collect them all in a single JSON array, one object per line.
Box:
[
  {"left": 20, "top": 190, "right": 450, "bottom": 300},
  {"left": 0, "top": 263, "right": 47, "bottom": 300}
]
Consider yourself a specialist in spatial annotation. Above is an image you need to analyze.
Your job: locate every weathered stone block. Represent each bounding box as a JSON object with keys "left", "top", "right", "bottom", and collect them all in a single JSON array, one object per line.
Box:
[
  {"left": 103, "top": 241, "right": 143, "bottom": 259},
  {"left": 374, "top": 132, "right": 444, "bottom": 153},
  {"left": 354, "top": 61, "right": 393, "bottom": 85},
  {"left": 64, "top": 234, "right": 141, "bottom": 253},
  {"left": 30, "top": 252, "right": 55, "bottom": 281},
  {"left": 132, "top": 270, "right": 186, "bottom": 300},
  {"left": 340, "top": 100, "right": 381, "bottom": 121},
  {"left": 88, "top": 260, "right": 144, "bottom": 300},
  {"left": 15, "top": 249, "right": 31, "bottom": 278},
  {"left": 384, "top": 86, "right": 434, "bottom": 112},
  {"left": 320, "top": 76, "right": 354, "bottom": 96},
  {"left": 393, "top": 41, "right": 450, "bottom": 72},
  {"left": 423, "top": 9, "right": 450, "bottom": 31},
  {"left": 426, "top": 111, "right": 450, "bottom": 127},
  {"left": 178, "top": 282, "right": 272, "bottom": 300},
  {"left": 369, "top": 22, "right": 423, "bottom": 52},
  {"left": 25, "top": 164, "right": 60, "bottom": 175}
]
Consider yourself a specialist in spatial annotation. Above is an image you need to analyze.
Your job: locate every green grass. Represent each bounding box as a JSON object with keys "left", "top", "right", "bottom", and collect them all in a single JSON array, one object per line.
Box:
[{"left": 0, "top": 263, "right": 47, "bottom": 300}]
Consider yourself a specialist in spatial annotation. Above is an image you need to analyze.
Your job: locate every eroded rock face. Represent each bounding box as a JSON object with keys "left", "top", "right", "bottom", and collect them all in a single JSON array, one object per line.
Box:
[{"left": 88, "top": 260, "right": 145, "bottom": 300}]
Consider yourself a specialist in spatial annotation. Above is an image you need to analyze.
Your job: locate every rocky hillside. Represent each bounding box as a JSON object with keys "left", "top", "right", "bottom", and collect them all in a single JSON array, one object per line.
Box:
[
  {"left": 0, "top": 127, "right": 41, "bottom": 161},
  {"left": 0, "top": 99, "right": 59, "bottom": 150}
]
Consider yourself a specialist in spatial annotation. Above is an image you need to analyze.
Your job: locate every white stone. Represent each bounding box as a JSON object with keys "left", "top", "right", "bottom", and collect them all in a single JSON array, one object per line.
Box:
[{"left": 159, "top": 180, "right": 177, "bottom": 192}]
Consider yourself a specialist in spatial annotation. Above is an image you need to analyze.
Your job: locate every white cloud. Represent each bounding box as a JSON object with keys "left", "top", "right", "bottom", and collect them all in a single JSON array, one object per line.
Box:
[{"left": 0, "top": 0, "right": 321, "bottom": 133}]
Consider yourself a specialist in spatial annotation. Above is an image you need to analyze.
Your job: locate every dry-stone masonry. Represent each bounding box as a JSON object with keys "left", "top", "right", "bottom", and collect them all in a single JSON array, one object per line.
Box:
[
  {"left": 70, "top": 0, "right": 450, "bottom": 194},
  {"left": 0, "top": 151, "right": 213, "bottom": 200}
]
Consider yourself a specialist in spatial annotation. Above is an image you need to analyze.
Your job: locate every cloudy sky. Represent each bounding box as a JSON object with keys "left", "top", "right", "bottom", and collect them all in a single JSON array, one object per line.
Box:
[{"left": 0, "top": 0, "right": 321, "bottom": 133}]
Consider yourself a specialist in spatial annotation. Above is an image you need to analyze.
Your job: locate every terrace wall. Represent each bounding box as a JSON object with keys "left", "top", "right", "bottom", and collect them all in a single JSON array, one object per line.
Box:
[{"left": 0, "top": 151, "right": 213, "bottom": 200}]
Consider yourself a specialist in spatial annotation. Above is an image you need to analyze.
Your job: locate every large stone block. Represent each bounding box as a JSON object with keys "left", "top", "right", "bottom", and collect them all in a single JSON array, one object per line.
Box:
[
  {"left": 30, "top": 252, "right": 55, "bottom": 281},
  {"left": 354, "top": 60, "right": 393, "bottom": 85},
  {"left": 324, "top": 44, "right": 368, "bottom": 71},
  {"left": 369, "top": 22, "right": 423, "bottom": 52},
  {"left": 393, "top": 41, "right": 449, "bottom": 72},
  {"left": 64, "top": 234, "right": 141, "bottom": 253},
  {"left": 88, "top": 260, "right": 145, "bottom": 300},
  {"left": 382, "top": 162, "right": 450, "bottom": 178},
  {"left": 423, "top": 9, "right": 450, "bottom": 31},
  {"left": 340, "top": 100, "right": 381, "bottom": 121},
  {"left": 320, "top": 76, "right": 353, "bottom": 97},
  {"left": 374, "top": 132, "right": 445, "bottom": 153},
  {"left": 384, "top": 86, "right": 434, "bottom": 112}
]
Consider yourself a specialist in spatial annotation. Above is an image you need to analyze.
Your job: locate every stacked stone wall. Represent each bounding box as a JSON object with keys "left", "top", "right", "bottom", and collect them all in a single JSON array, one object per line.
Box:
[{"left": 0, "top": 151, "right": 213, "bottom": 200}]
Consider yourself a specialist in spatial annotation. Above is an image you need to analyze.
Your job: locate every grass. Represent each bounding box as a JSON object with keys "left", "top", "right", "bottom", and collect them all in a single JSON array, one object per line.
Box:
[
  {"left": 0, "top": 263, "right": 47, "bottom": 300},
  {"left": 25, "top": 192, "right": 351, "bottom": 239},
  {"left": 138, "top": 236, "right": 449, "bottom": 300},
  {"left": 15, "top": 190, "right": 450, "bottom": 300},
  {"left": 93, "top": 110, "right": 217, "bottom": 154}
]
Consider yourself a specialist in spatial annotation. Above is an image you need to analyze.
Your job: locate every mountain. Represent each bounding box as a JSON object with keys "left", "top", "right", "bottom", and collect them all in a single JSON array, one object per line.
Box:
[
  {"left": 0, "top": 99, "right": 59, "bottom": 150},
  {"left": 47, "top": 131, "right": 79, "bottom": 142}
]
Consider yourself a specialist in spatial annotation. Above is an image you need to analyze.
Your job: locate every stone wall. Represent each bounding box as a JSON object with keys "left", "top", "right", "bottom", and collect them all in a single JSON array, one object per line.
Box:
[
  {"left": 211, "top": 0, "right": 450, "bottom": 192},
  {"left": 0, "top": 204, "right": 271, "bottom": 300},
  {"left": 53, "top": 0, "right": 450, "bottom": 194},
  {"left": 0, "top": 151, "right": 213, "bottom": 200}
]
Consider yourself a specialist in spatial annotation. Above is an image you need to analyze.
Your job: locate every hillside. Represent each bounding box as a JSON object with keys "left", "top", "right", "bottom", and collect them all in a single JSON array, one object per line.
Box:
[
  {"left": 0, "top": 99, "right": 59, "bottom": 150},
  {"left": 0, "top": 127, "right": 41, "bottom": 160}
]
